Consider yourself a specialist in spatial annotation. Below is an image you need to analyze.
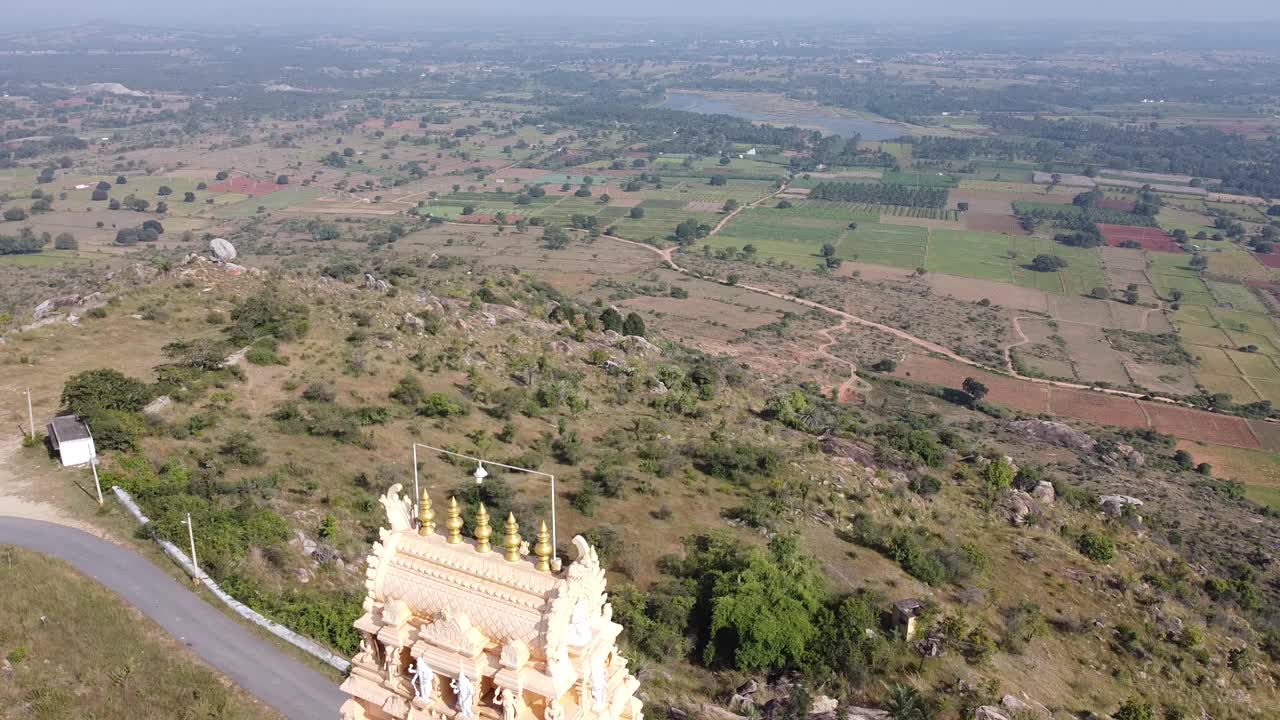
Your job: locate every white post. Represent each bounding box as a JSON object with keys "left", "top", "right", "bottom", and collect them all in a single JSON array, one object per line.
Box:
[
  {"left": 85, "top": 422, "right": 102, "bottom": 505},
  {"left": 185, "top": 513, "right": 199, "bottom": 576},
  {"left": 412, "top": 444, "right": 420, "bottom": 526},
  {"left": 90, "top": 458, "right": 103, "bottom": 505},
  {"left": 25, "top": 388, "right": 35, "bottom": 440}
]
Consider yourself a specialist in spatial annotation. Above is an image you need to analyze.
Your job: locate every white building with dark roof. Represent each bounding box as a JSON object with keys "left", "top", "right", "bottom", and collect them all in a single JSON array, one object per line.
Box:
[{"left": 47, "top": 415, "right": 95, "bottom": 467}]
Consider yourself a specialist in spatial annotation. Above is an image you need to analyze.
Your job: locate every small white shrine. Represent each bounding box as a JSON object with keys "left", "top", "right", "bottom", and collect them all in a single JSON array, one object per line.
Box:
[{"left": 339, "top": 484, "right": 644, "bottom": 720}]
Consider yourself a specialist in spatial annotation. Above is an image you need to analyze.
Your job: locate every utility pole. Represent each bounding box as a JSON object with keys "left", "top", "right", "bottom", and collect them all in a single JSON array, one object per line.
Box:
[
  {"left": 183, "top": 513, "right": 199, "bottom": 578},
  {"left": 25, "top": 388, "right": 34, "bottom": 440}
]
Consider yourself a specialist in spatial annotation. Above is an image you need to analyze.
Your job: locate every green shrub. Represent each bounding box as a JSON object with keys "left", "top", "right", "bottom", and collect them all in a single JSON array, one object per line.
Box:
[
  {"left": 1077, "top": 529, "right": 1117, "bottom": 563},
  {"left": 61, "top": 368, "right": 152, "bottom": 415}
]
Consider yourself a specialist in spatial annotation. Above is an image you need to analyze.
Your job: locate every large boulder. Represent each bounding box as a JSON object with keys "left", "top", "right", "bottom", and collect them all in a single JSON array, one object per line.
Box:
[
  {"left": 1007, "top": 419, "right": 1095, "bottom": 453},
  {"left": 810, "top": 696, "right": 838, "bottom": 715},
  {"left": 974, "top": 707, "right": 1011, "bottom": 720},
  {"left": 845, "top": 709, "right": 890, "bottom": 720},
  {"left": 1031, "top": 480, "right": 1056, "bottom": 504},
  {"left": 209, "top": 237, "right": 237, "bottom": 262},
  {"left": 1099, "top": 494, "right": 1144, "bottom": 517}
]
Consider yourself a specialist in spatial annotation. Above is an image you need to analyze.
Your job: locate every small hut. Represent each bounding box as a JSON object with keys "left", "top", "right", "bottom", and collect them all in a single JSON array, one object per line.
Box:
[
  {"left": 47, "top": 415, "right": 95, "bottom": 467},
  {"left": 892, "top": 599, "right": 926, "bottom": 641}
]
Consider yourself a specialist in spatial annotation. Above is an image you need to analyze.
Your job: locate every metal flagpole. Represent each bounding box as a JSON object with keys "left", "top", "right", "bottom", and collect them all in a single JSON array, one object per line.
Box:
[{"left": 412, "top": 444, "right": 420, "bottom": 521}]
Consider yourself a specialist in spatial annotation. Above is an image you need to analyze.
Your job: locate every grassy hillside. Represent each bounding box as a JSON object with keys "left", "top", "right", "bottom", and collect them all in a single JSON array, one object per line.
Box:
[
  {"left": 0, "top": 546, "right": 284, "bottom": 720},
  {"left": 2, "top": 254, "right": 1278, "bottom": 719}
]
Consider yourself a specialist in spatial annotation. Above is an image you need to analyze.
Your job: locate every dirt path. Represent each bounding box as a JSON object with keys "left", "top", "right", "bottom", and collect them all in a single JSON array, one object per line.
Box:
[
  {"left": 814, "top": 318, "right": 865, "bottom": 402},
  {"left": 1004, "top": 316, "right": 1034, "bottom": 374},
  {"left": 708, "top": 181, "right": 789, "bottom": 235},
  {"left": 607, "top": 235, "right": 1196, "bottom": 408},
  {"left": 0, "top": 434, "right": 91, "bottom": 531}
]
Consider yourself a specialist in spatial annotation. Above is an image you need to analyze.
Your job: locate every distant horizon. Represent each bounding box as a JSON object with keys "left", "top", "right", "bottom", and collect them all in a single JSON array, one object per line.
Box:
[{"left": 8, "top": 1, "right": 1280, "bottom": 31}]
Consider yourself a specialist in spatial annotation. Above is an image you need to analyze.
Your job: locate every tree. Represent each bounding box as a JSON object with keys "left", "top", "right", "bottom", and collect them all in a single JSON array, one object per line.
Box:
[
  {"left": 91, "top": 189, "right": 109, "bottom": 201},
  {"left": 722, "top": 199, "right": 740, "bottom": 213},
  {"left": 461, "top": 206, "right": 476, "bottom": 216},
  {"left": 1189, "top": 254, "right": 1208, "bottom": 270},
  {"left": 821, "top": 243, "right": 836, "bottom": 258},
  {"left": 53, "top": 232, "right": 77, "bottom": 250},
  {"left": 957, "top": 201, "right": 969, "bottom": 212},
  {"left": 706, "top": 534, "right": 827, "bottom": 672},
  {"left": 157, "top": 185, "right": 172, "bottom": 196},
  {"left": 629, "top": 207, "right": 645, "bottom": 219},
  {"left": 95, "top": 181, "right": 111, "bottom": 191},
  {"left": 3, "top": 208, "right": 27, "bottom": 221},
  {"left": 61, "top": 369, "right": 151, "bottom": 415},
  {"left": 1123, "top": 284, "right": 1140, "bottom": 304},
  {"left": 1030, "top": 254, "right": 1068, "bottom": 272},
  {"left": 542, "top": 225, "right": 570, "bottom": 249},
  {"left": 984, "top": 457, "right": 1014, "bottom": 490},
  {"left": 183, "top": 192, "right": 196, "bottom": 202},
  {"left": 275, "top": 175, "right": 289, "bottom": 185},
  {"left": 215, "top": 171, "right": 229, "bottom": 180},
  {"left": 600, "top": 307, "right": 624, "bottom": 333},
  {"left": 709, "top": 175, "right": 727, "bottom": 186},
  {"left": 155, "top": 201, "right": 168, "bottom": 214},
  {"left": 115, "top": 175, "right": 127, "bottom": 184},
  {"left": 622, "top": 312, "right": 646, "bottom": 337},
  {"left": 962, "top": 377, "right": 989, "bottom": 404}
]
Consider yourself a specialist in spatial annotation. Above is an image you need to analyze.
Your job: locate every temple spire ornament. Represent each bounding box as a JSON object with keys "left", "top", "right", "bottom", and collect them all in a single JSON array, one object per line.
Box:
[
  {"left": 534, "top": 520, "right": 553, "bottom": 572},
  {"left": 503, "top": 512, "right": 522, "bottom": 562},
  {"left": 445, "top": 497, "right": 464, "bottom": 544},
  {"left": 474, "top": 503, "right": 493, "bottom": 553},
  {"left": 418, "top": 489, "right": 435, "bottom": 536}
]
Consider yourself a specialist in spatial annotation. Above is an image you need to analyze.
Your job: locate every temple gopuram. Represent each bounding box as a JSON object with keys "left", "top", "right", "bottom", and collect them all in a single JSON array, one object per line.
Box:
[{"left": 339, "top": 484, "right": 644, "bottom": 720}]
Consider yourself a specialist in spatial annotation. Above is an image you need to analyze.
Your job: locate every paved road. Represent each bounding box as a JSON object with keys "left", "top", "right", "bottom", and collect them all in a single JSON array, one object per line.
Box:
[{"left": 0, "top": 517, "right": 346, "bottom": 720}]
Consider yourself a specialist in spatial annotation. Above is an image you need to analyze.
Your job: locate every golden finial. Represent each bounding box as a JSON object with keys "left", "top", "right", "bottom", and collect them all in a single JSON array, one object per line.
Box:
[
  {"left": 503, "top": 512, "right": 522, "bottom": 562},
  {"left": 534, "top": 520, "right": 552, "bottom": 572},
  {"left": 474, "top": 503, "right": 493, "bottom": 553},
  {"left": 445, "top": 497, "right": 463, "bottom": 544},
  {"left": 418, "top": 488, "right": 435, "bottom": 536}
]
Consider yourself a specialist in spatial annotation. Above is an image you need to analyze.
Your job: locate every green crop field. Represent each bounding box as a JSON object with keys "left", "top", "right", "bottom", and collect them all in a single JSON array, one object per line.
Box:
[
  {"left": 1207, "top": 280, "right": 1268, "bottom": 313},
  {"left": 837, "top": 223, "right": 928, "bottom": 268},
  {"left": 928, "top": 230, "right": 1017, "bottom": 282},
  {"left": 717, "top": 208, "right": 848, "bottom": 246},
  {"left": 881, "top": 171, "right": 958, "bottom": 187},
  {"left": 610, "top": 207, "right": 720, "bottom": 242}
]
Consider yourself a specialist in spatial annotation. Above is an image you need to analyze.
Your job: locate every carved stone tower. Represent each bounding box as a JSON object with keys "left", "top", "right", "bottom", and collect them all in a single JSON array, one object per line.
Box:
[{"left": 339, "top": 484, "right": 644, "bottom": 720}]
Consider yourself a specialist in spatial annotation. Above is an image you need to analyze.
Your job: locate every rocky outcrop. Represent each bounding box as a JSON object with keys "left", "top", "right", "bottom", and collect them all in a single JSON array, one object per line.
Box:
[
  {"left": 1007, "top": 419, "right": 1142, "bottom": 469},
  {"left": 209, "top": 237, "right": 237, "bottom": 262},
  {"left": 1005, "top": 491, "right": 1040, "bottom": 526},
  {"left": 1099, "top": 494, "right": 1144, "bottom": 517},
  {"left": 1031, "top": 480, "right": 1055, "bottom": 504}
]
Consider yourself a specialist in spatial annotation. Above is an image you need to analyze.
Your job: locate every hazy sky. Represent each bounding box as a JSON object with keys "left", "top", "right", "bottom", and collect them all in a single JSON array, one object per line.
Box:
[{"left": 16, "top": 0, "right": 1280, "bottom": 26}]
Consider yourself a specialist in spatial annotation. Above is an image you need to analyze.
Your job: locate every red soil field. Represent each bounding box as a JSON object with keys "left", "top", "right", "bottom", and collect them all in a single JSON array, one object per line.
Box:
[
  {"left": 1097, "top": 224, "right": 1181, "bottom": 253},
  {"left": 894, "top": 353, "right": 1261, "bottom": 449},
  {"left": 1145, "top": 404, "right": 1260, "bottom": 449},
  {"left": 208, "top": 177, "right": 281, "bottom": 197},
  {"left": 964, "top": 212, "right": 1027, "bottom": 235},
  {"left": 1254, "top": 252, "right": 1280, "bottom": 269}
]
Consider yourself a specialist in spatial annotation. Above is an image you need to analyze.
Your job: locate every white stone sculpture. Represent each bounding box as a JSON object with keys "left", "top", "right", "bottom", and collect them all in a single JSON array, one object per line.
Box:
[
  {"left": 591, "top": 658, "right": 607, "bottom": 711},
  {"left": 567, "top": 599, "right": 592, "bottom": 646},
  {"left": 410, "top": 659, "right": 435, "bottom": 701},
  {"left": 452, "top": 671, "right": 477, "bottom": 718}
]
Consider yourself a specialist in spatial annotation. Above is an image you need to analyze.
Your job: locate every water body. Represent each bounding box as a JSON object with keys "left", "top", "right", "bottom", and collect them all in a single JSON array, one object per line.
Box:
[{"left": 659, "top": 91, "right": 905, "bottom": 142}]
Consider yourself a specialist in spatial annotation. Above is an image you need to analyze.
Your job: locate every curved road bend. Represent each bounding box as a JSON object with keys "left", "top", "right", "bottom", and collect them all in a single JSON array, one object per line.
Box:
[{"left": 0, "top": 517, "right": 346, "bottom": 720}]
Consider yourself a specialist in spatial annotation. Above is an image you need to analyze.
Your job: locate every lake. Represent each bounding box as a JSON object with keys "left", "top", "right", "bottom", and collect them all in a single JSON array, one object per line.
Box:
[{"left": 659, "top": 91, "right": 906, "bottom": 142}]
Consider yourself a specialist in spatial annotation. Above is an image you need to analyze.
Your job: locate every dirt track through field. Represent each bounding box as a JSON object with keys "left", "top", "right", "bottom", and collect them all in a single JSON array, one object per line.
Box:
[{"left": 605, "top": 233, "right": 1268, "bottom": 449}]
